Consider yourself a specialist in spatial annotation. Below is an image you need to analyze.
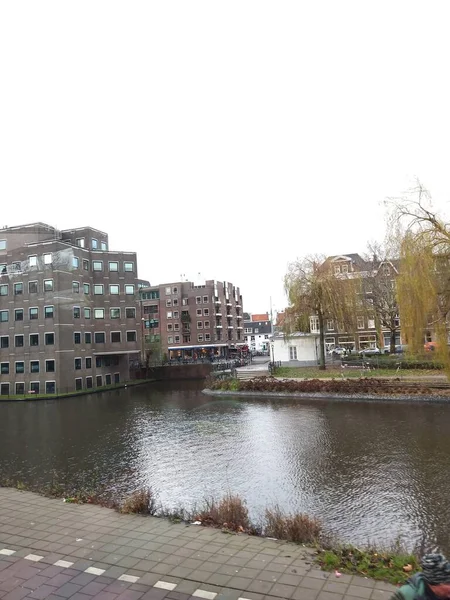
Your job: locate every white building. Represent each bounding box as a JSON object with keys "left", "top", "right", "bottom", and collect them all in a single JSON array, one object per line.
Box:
[
  {"left": 243, "top": 314, "right": 272, "bottom": 353},
  {"left": 270, "top": 332, "right": 320, "bottom": 366}
]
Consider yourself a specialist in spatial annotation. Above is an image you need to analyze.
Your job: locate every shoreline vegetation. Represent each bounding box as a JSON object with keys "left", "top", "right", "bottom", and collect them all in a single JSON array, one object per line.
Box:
[
  {"left": 0, "top": 479, "right": 421, "bottom": 585},
  {"left": 206, "top": 376, "right": 450, "bottom": 399}
]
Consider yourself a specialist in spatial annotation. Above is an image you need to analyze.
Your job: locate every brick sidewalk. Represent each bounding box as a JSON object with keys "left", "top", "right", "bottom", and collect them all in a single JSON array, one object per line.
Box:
[{"left": 0, "top": 488, "right": 396, "bottom": 600}]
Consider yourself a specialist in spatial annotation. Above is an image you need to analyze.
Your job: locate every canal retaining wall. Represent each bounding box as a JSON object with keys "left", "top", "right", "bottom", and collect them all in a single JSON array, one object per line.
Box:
[{"left": 133, "top": 363, "right": 212, "bottom": 381}]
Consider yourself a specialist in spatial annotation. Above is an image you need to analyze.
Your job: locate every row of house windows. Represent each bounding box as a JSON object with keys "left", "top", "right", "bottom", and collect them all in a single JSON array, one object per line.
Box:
[
  {"left": 244, "top": 335, "right": 270, "bottom": 342},
  {"left": 0, "top": 256, "right": 134, "bottom": 274},
  {"left": 1, "top": 360, "right": 55, "bottom": 374},
  {"left": 165, "top": 286, "right": 179, "bottom": 295},
  {"left": 0, "top": 280, "right": 135, "bottom": 296},
  {"left": 195, "top": 308, "right": 209, "bottom": 317},
  {"left": 74, "top": 373, "right": 120, "bottom": 390},
  {"left": 74, "top": 331, "right": 136, "bottom": 344},
  {"left": 0, "top": 306, "right": 137, "bottom": 322},
  {"left": 0, "top": 333, "right": 55, "bottom": 348},
  {"left": 0, "top": 381, "right": 56, "bottom": 395},
  {"left": 167, "top": 333, "right": 212, "bottom": 344},
  {"left": 309, "top": 317, "right": 400, "bottom": 332},
  {"left": 75, "top": 238, "right": 108, "bottom": 251},
  {"left": 73, "top": 307, "right": 136, "bottom": 319}
]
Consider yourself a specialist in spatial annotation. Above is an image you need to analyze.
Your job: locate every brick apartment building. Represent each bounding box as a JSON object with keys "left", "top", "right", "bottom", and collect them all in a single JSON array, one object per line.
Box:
[
  {"left": 0, "top": 223, "right": 148, "bottom": 396},
  {"left": 140, "top": 280, "right": 244, "bottom": 360}
]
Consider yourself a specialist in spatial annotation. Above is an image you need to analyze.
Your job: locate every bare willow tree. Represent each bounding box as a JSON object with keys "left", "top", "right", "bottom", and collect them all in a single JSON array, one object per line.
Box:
[
  {"left": 284, "top": 255, "right": 361, "bottom": 369},
  {"left": 387, "top": 180, "right": 450, "bottom": 371}
]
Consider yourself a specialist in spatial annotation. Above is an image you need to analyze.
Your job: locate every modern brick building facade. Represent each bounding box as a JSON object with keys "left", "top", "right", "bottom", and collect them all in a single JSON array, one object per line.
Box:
[
  {"left": 0, "top": 223, "right": 148, "bottom": 396},
  {"left": 140, "top": 280, "right": 244, "bottom": 360}
]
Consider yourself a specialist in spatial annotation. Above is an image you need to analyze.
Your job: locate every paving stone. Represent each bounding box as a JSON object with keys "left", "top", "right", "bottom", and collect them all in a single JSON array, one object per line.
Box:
[
  {"left": 300, "top": 578, "right": 325, "bottom": 591},
  {"left": 322, "top": 582, "right": 348, "bottom": 595},
  {"left": 345, "top": 584, "right": 372, "bottom": 598},
  {"left": 79, "top": 582, "right": 108, "bottom": 596},
  {"left": 55, "top": 583, "right": 84, "bottom": 598},
  {"left": 291, "top": 588, "right": 319, "bottom": 600},
  {"left": 28, "top": 584, "right": 59, "bottom": 600}
]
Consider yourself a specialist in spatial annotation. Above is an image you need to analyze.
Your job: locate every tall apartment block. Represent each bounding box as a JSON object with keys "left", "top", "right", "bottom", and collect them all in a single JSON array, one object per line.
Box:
[
  {"left": 0, "top": 223, "right": 148, "bottom": 396},
  {"left": 140, "top": 280, "right": 244, "bottom": 360}
]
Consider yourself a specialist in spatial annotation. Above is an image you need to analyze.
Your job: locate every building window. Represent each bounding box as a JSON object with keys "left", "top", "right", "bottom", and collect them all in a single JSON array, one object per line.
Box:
[
  {"left": 86, "top": 376, "right": 93, "bottom": 389},
  {"left": 196, "top": 309, "right": 202, "bottom": 317},
  {"left": 94, "top": 332, "right": 105, "bottom": 343},
  {"left": 74, "top": 332, "right": 81, "bottom": 344},
  {"left": 96, "top": 375, "right": 102, "bottom": 387},
  {"left": 196, "top": 296, "right": 201, "bottom": 304},
  {"left": 167, "top": 311, "right": 173, "bottom": 319},
  {"left": 165, "top": 299, "right": 172, "bottom": 308},
  {"left": 173, "top": 311, "right": 179, "bottom": 318},
  {"left": 94, "top": 284, "right": 104, "bottom": 295},
  {"left": 44, "top": 279, "right": 53, "bottom": 292},
  {"left": 109, "top": 261, "right": 118, "bottom": 272},
  {"left": 95, "top": 357, "right": 102, "bottom": 368},
  {"left": 72, "top": 256, "right": 79, "bottom": 268},
  {"left": 174, "top": 323, "right": 179, "bottom": 331},
  {"left": 14, "top": 309, "right": 23, "bottom": 321},
  {"left": 197, "top": 321, "right": 203, "bottom": 329},
  {"left": 74, "top": 358, "right": 82, "bottom": 370},
  {"left": 84, "top": 332, "right": 92, "bottom": 344},
  {"left": 76, "top": 238, "right": 85, "bottom": 248},
  {"left": 84, "top": 283, "right": 90, "bottom": 294},
  {"left": 182, "top": 298, "right": 188, "bottom": 306},
  {"left": 111, "top": 331, "right": 121, "bottom": 343},
  {"left": 167, "top": 336, "right": 173, "bottom": 344},
  {"left": 84, "top": 307, "right": 91, "bottom": 319},
  {"left": 30, "top": 361, "right": 40, "bottom": 374},
  {"left": 124, "top": 262, "right": 134, "bottom": 272},
  {"left": 204, "top": 321, "right": 210, "bottom": 328},
  {"left": 334, "top": 265, "right": 341, "bottom": 274},
  {"left": 0, "top": 240, "right": 5, "bottom": 250},
  {"left": 105, "top": 374, "right": 112, "bottom": 386},
  {"left": 342, "top": 264, "right": 349, "bottom": 274},
  {"left": 327, "top": 320, "right": 334, "bottom": 331},
  {"left": 101, "top": 241, "right": 107, "bottom": 251},
  {"left": 94, "top": 308, "right": 105, "bottom": 319},
  {"left": 73, "top": 307, "right": 81, "bottom": 319},
  {"left": 28, "top": 281, "right": 38, "bottom": 293},
  {"left": 46, "top": 360, "right": 55, "bottom": 373},
  {"left": 12, "top": 262, "right": 21, "bottom": 272},
  {"left": 0, "top": 383, "right": 9, "bottom": 396},
  {"left": 203, "top": 296, "right": 208, "bottom": 303},
  {"left": 0, "top": 284, "right": 8, "bottom": 296},
  {"left": 205, "top": 333, "right": 211, "bottom": 342},
  {"left": 85, "top": 357, "right": 92, "bottom": 369},
  {"left": 0, "top": 336, "right": 9, "bottom": 349},
  {"left": 203, "top": 308, "right": 209, "bottom": 316},
  {"left": 309, "top": 316, "right": 320, "bottom": 333},
  {"left": 45, "top": 381, "right": 56, "bottom": 394},
  {"left": 92, "top": 238, "right": 98, "bottom": 249},
  {"left": 167, "top": 323, "right": 173, "bottom": 331},
  {"left": 197, "top": 334, "right": 204, "bottom": 342},
  {"left": 125, "top": 284, "right": 134, "bottom": 295},
  {"left": 29, "top": 334, "right": 39, "bottom": 346},
  {"left": 15, "top": 383, "right": 24, "bottom": 395},
  {"left": 0, "top": 362, "right": 9, "bottom": 375},
  {"left": 43, "top": 253, "right": 52, "bottom": 264},
  {"left": 357, "top": 316, "right": 365, "bottom": 329},
  {"left": 92, "top": 261, "right": 103, "bottom": 271},
  {"left": 15, "top": 362, "right": 25, "bottom": 374},
  {"left": 29, "top": 255, "right": 37, "bottom": 267},
  {"left": 75, "top": 378, "right": 83, "bottom": 391},
  {"left": 29, "top": 307, "right": 38, "bottom": 320},
  {"left": 289, "top": 346, "right": 298, "bottom": 360},
  {"left": 114, "top": 373, "right": 120, "bottom": 384},
  {"left": 45, "top": 333, "right": 55, "bottom": 345},
  {"left": 173, "top": 335, "right": 180, "bottom": 343},
  {"left": 109, "top": 284, "right": 119, "bottom": 295},
  {"left": 368, "top": 318, "right": 375, "bottom": 329},
  {"left": 14, "top": 282, "right": 23, "bottom": 295},
  {"left": 126, "top": 331, "right": 137, "bottom": 342},
  {"left": 83, "top": 259, "right": 89, "bottom": 271},
  {"left": 72, "top": 281, "right": 80, "bottom": 293},
  {"left": 30, "top": 382, "right": 40, "bottom": 394},
  {"left": 44, "top": 305, "right": 54, "bottom": 318},
  {"left": 165, "top": 286, "right": 171, "bottom": 295}
]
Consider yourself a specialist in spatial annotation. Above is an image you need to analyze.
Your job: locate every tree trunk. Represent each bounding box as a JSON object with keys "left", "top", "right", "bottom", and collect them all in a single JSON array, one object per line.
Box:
[
  {"left": 318, "top": 310, "right": 326, "bottom": 370},
  {"left": 390, "top": 329, "right": 396, "bottom": 354}
]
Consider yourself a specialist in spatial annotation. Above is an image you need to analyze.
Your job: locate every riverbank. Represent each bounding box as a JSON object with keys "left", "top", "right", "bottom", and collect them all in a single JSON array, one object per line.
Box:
[
  {"left": 0, "top": 378, "right": 155, "bottom": 402},
  {"left": 0, "top": 487, "right": 404, "bottom": 598},
  {"left": 205, "top": 376, "right": 450, "bottom": 402}
]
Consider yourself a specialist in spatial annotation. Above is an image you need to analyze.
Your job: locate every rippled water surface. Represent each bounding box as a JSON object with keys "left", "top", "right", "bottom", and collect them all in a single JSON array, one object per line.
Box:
[{"left": 1, "top": 381, "right": 449, "bottom": 553}]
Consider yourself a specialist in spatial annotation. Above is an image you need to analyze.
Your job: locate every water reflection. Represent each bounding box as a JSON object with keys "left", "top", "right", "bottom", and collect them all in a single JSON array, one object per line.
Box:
[{"left": 0, "top": 382, "right": 449, "bottom": 553}]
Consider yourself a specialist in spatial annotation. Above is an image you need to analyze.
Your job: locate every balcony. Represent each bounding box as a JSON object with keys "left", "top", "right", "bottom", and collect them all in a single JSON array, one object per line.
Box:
[
  {"left": 236, "top": 303, "right": 242, "bottom": 308},
  {"left": 216, "top": 324, "right": 223, "bottom": 329},
  {"left": 226, "top": 300, "right": 232, "bottom": 306},
  {"left": 215, "top": 311, "right": 222, "bottom": 316},
  {"left": 227, "top": 325, "right": 234, "bottom": 329},
  {"left": 236, "top": 314, "right": 242, "bottom": 319},
  {"left": 237, "top": 326, "right": 243, "bottom": 329},
  {"left": 214, "top": 298, "right": 222, "bottom": 304}
]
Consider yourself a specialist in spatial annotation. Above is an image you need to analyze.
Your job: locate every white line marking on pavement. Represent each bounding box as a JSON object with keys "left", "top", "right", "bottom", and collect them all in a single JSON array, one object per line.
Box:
[
  {"left": 119, "top": 574, "right": 140, "bottom": 583},
  {"left": 193, "top": 590, "right": 217, "bottom": 600},
  {"left": 85, "top": 566, "right": 105, "bottom": 575},
  {"left": 24, "top": 554, "right": 43, "bottom": 562},
  {"left": 0, "top": 549, "right": 16, "bottom": 556},
  {"left": 154, "top": 581, "right": 177, "bottom": 591},
  {"left": 54, "top": 560, "right": 74, "bottom": 568}
]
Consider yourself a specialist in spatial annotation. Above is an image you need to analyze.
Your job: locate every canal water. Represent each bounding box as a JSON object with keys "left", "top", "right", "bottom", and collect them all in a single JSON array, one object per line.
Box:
[{"left": 0, "top": 381, "right": 449, "bottom": 553}]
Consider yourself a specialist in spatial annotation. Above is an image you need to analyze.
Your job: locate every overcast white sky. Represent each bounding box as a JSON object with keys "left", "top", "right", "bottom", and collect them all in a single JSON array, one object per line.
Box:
[{"left": 1, "top": 1, "right": 450, "bottom": 314}]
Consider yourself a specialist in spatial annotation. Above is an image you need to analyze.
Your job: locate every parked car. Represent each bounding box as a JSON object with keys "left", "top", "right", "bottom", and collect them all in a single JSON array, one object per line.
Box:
[
  {"left": 383, "top": 344, "right": 407, "bottom": 354},
  {"left": 424, "top": 341, "right": 439, "bottom": 352},
  {"left": 330, "top": 346, "right": 347, "bottom": 357},
  {"left": 359, "top": 347, "right": 381, "bottom": 356}
]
